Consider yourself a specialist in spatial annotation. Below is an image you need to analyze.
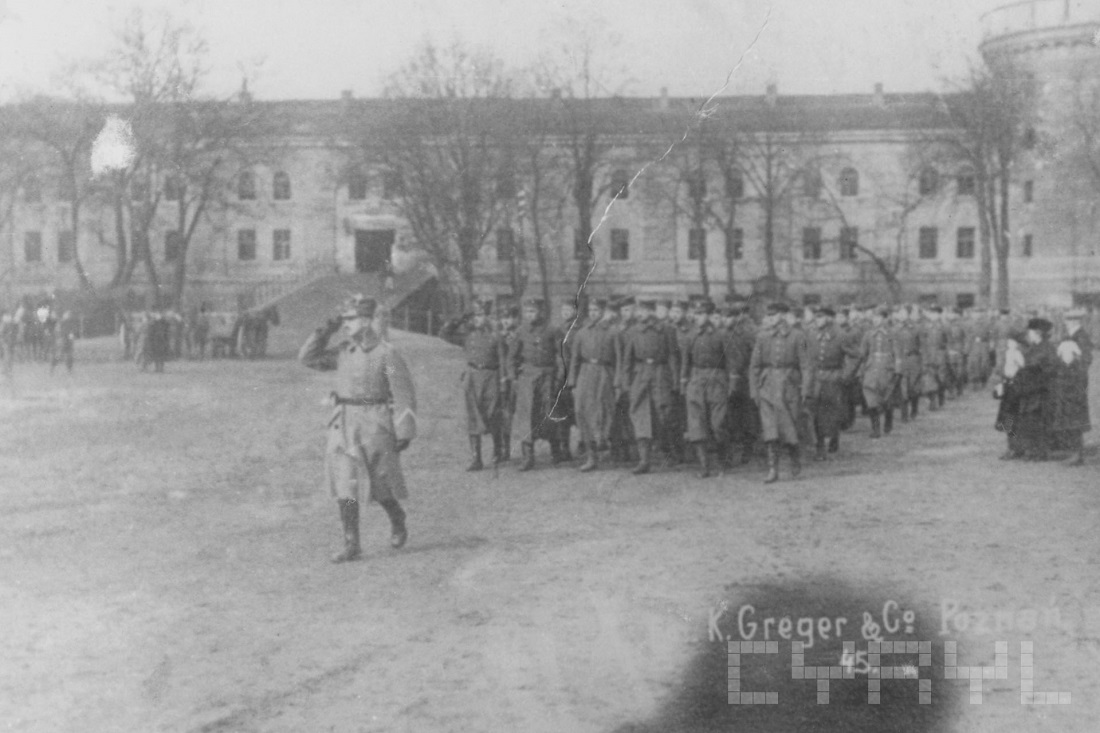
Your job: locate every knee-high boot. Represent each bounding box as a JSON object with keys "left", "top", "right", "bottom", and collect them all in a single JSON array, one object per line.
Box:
[
  {"left": 869, "top": 409, "right": 881, "bottom": 439},
  {"left": 467, "top": 435, "right": 483, "bottom": 472},
  {"left": 883, "top": 408, "right": 894, "bottom": 435},
  {"left": 764, "top": 442, "right": 779, "bottom": 483},
  {"left": 694, "top": 443, "right": 711, "bottom": 478},
  {"left": 331, "top": 498, "right": 361, "bottom": 563},
  {"left": 379, "top": 498, "right": 407, "bottom": 549}
]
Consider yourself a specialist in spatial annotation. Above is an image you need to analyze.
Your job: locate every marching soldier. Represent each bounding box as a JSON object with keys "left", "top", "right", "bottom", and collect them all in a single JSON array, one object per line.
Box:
[
  {"left": 809, "top": 307, "right": 860, "bottom": 459},
  {"left": 609, "top": 296, "right": 637, "bottom": 463},
  {"left": 497, "top": 305, "right": 521, "bottom": 462},
  {"left": 682, "top": 299, "right": 733, "bottom": 478},
  {"left": 750, "top": 302, "right": 813, "bottom": 483},
  {"left": 569, "top": 298, "right": 621, "bottom": 472},
  {"left": 552, "top": 300, "right": 581, "bottom": 462},
  {"left": 920, "top": 306, "right": 948, "bottom": 411},
  {"left": 619, "top": 298, "right": 680, "bottom": 474},
  {"left": 837, "top": 307, "right": 865, "bottom": 430},
  {"left": 893, "top": 306, "right": 923, "bottom": 423},
  {"left": 509, "top": 299, "right": 565, "bottom": 471},
  {"left": 944, "top": 308, "right": 967, "bottom": 398},
  {"left": 51, "top": 310, "right": 77, "bottom": 374},
  {"left": 859, "top": 306, "right": 904, "bottom": 438},
  {"left": 299, "top": 295, "right": 416, "bottom": 562},
  {"left": 723, "top": 298, "right": 758, "bottom": 465},
  {"left": 667, "top": 299, "right": 694, "bottom": 464},
  {"left": 440, "top": 300, "right": 506, "bottom": 471},
  {"left": 966, "top": 309, "right": 993, "bottom": 391}
]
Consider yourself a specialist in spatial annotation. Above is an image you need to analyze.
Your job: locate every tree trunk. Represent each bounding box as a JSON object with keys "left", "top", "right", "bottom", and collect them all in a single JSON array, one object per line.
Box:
[
  {"left": 996, "top": 170, "right": 1011, "bottom": 309},
  {"left": 110, "top": 190, "right": 128, "bottom": 288},
  {"left": 70, "top": 202, "right": 93, "bottom": 291}
]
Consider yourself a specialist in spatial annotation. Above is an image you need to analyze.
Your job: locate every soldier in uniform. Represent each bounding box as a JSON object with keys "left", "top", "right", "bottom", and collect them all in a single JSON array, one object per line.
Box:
[
  {"left": 919, "top": 306, "right": 948, "bottom": 411},
  {"left": 509, "top": 298, "right": 565, "bottom": 471},
  {"left": 667, "top": 299, "right": 693, "bottom": 464},
  {"left": 750, "top": 302, "right": 813, "bottom": 482},
  {"left": 569, "top": 298, "right": 621, "bottom": 472},
  {"left": 682, "top": 299, "right": 733, "bottom": 478},
  {"left": 966, "top": 309, "right": 992, "bottom": 391},
  {"left": 497, "top": 305, "right": 521, "bottom": 462},
  {"left": 809, "top": 307, "right": 860, "bottom": 459},
  {"left": 944, "top": 308, "right": 967, "bottom": 399},
  {"left": 440, "top": 300, "right": 506, "bottom": 471},
  {"left": 609, "top": 296, "right": 637, "bottom": 464},
  {"left": 722, "top": 298, "right": 758, "bottom": 465},
  {"left": 299, "top": 295, "right": 416, "bottom": 562},
  {"left": 619, "top": 298, "right": 680, "bottom": 474},
  {"left": 50, "top": 310, "right": 77, "bottom": 374},
  {"left": 859, "top": 306, "right": 904, "bottom": 438},
  {"left": 893, "top": 306, "right": 923, "bottom": 423},
  {"left": 552, "top": 300, "right": 581, "bottom": 462},
  {"left": 837, "top": 307, "right": 865, "bottom": 430}
]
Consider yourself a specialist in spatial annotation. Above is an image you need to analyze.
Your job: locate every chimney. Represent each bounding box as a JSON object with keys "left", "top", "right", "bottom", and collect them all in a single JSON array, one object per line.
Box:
[
  {"left": 766, "top": 83, "right": 778, "bottom": 106},
  {"left": 873, "top": 82, "right": 885, "bottom": 107},
  {"left": 341, "top": 89, "right": 354, "bottom": 101},
  {"left": 659, "top": 86, "right": 669, "bottom": 110}
]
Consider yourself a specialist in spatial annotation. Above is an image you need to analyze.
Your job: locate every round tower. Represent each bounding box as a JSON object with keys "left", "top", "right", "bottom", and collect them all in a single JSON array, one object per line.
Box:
[{"left": 980, "top": 0, "right": 1100, "bottom": 306}]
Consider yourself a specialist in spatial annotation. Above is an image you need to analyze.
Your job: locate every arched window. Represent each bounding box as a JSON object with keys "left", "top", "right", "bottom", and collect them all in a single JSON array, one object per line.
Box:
[
  {"left": 238, "top": 171, "right": 256, "bottom": 200},
  {"left": 725, "top": 171, "right": 744, "bottom": 200},
  {"left": 918, "top": 167, "right": 939, "bottom": 196},
  {"left": 611, "top": 169, "right": 630, "bottom": 199},
  {"left": 273, "top": 171, "right": 291, "bottom": 200},
  {"left": 348, "top": 169, "right": 367, "bottom": 200},
  {"left": 839, "top": 167, "right": 859, "bottom": 197},
  {"left": 23, "top": 176, "right": 42, "bottom": 203},
  {"left": 803, "top": 167, "right": 822, "bottom": 198}
]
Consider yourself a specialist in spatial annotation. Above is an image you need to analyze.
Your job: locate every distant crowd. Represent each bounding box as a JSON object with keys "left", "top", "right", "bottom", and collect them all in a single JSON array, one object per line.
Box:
[{"left": 439, "top": 296, "right": 1096, "bottom": 481}]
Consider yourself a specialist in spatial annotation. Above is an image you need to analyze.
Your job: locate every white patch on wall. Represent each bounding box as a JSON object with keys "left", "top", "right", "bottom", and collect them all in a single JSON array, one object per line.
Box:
[{"left": 90, "top": 116, "right": 136, "bottom": 176}]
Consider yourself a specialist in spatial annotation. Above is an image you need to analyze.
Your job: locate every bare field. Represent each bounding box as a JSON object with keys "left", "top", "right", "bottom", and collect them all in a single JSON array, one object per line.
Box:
[{"left": 2, "top": 333, "right": 1099, "bottom": 732}]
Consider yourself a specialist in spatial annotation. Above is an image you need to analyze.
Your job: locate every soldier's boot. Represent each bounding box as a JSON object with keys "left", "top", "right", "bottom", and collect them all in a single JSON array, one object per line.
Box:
[
  {"left": 549, "top": 440, "right": 563, "bottom": 465},
  {"left": 869, "top": 410, "right": 882, "bottom": 439},
  {"left": 899, "top": 399, "right": 910, "bottom": 423},
  {"left": 502, "top": 433, "right": 512, "bottom": 462},
  {"left": 694, "top": 443, "right": 711, "bottom": 479},
  {"left": 938, "top": 389, "right": 946, "bottom": 407},
  {"left": 380, "top": 498, "right": 407, "bottom": 549},
  {"left": 928, "top": 394, "right": 938, "bottom": 412},
  {"left": 466, "top": 435, "right": 484, "bottom": 472},
  {"left": 632, "top": 439, "right": 652, "bottom": 475},
  {"left": 490, "top": 432, "right": 504, "bottom": 465},
  {"left": 716, "top": 444, "right": 733, "bottom": 473},
  {"left": 579, "top": 442, "right": 599, "bottom": 472},
  {"left": 788, "top": 444, "right": 802, "bottom": 478},
  {"left": 559, "top": 437, "right": 573, "bottom": 462},
  {"left": 814, "top": 438, "right": 827, "bottom": 462},
  {"left": 518, "top": 442, "right": 536, "bottom": 472},
  {"left": 1066, "top": 433, "right": 1085, "bottom": 466},
  {"left": 764, "top": 442, "right": 779, "bottom": 484},
  {"left": 883, "top": 409, "right": 894, "bottom": 435},
  {"left": 827, "top": 435, "right": 840, "bottom": 453},
  {"left": 910, "top": 396, "right": 920, "bottom": 419},
  {"left": 331, "top": 498, "right": 362, "bottom": 563}
]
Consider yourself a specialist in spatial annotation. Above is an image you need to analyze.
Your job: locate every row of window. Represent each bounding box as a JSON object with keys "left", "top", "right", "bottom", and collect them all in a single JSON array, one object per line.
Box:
[{"left": 20, "top": 230, "right": 293, "bottom": 263}]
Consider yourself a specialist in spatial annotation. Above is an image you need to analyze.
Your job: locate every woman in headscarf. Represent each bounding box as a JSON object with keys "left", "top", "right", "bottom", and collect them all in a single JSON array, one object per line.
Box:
[{"left": 1012, "top": 318, "right": 1058, "bottom": 461}]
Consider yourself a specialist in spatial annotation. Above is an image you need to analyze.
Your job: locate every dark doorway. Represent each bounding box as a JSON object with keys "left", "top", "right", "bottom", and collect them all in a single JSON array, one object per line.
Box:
[{"left": 354, "top": 229, "right": 395, "bottom": 273}]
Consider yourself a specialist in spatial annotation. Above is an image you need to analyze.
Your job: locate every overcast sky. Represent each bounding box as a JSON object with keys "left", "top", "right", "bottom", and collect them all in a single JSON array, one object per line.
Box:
[{"left": 0, "top": 0, "right": 1083, "bottom": 102}]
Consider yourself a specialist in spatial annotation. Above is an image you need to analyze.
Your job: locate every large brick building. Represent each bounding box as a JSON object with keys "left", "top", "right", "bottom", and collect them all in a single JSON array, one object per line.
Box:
[{"left": 3, "top": 0, "right": 1099, "bottom": 313}]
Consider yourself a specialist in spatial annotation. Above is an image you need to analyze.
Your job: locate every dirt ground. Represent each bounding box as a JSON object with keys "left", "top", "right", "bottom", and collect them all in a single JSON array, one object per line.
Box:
[{"left": 1, "top": 332, "right": 1098, "bottom": 732}]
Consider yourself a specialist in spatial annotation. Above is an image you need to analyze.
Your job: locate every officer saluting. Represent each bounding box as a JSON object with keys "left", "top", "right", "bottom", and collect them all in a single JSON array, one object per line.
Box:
[{"left": 299, "top": 295, "right": 417, "bottom": 563}]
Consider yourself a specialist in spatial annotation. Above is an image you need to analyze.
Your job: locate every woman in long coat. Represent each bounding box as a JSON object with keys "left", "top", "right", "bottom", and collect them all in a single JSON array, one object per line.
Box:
[
  {"left": 1013, "top": 318, "right": 1058, "bottom": 461},
  {"left": 994, "top": 330, "right": 1026, "bottom": 458},
  {"left": 1051, "top": 309, "right": 1092, "bottom": 465}
]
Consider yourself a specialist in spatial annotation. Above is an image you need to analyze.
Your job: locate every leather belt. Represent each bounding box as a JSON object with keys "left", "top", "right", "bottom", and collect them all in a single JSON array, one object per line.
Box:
[
  {"left": 468, "top": 363, "right": 498, "bottom": 370},
  {"left": 585, "top": 359, "right": 613, "bottom": 366},
  {"left": 640, "top": 358, "right": 666, "bottom": 365},
  {"left": 332, "top": 394, "right": 389, "bottom": 406}
]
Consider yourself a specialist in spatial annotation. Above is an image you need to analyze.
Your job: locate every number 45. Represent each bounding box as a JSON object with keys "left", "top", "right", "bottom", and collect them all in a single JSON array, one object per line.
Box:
[{"left": 840, "top": 648, "right": 870, "bottom": 675}]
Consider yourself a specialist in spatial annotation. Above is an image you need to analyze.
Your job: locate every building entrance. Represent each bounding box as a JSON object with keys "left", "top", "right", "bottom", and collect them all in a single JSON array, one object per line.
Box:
[{"left": 354, "top": 229, "right": 395, "bottom": 273}]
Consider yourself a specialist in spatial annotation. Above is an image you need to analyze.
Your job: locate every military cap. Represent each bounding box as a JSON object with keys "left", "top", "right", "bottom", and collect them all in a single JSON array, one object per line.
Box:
[
  {"left": 342, "top": 293, "right": 377, "bottom": 318},
  {"left": 591, "top": 298, "right": 608, "bottom": 310},
  {"left": 1065, "top": 307, "right": 1087, "bottom": 320},
  {"left": 766, "top": 301, "right": 790, "bottom": 314},
  {"left": 875, "top": 305, "right": 891, "bottom": 317},
  {"left": 618, "top": 295, "right": 637, "bottom": 307},
  {"left": 606, "top": 298, "right": 623, "bottom": 312},
  {"left": 927, "top": 305, "right": 943, "bottom": 314},
  {"left": 656, "top": 298, "right": 672, "bottom": 309},
  {"left": 818, "top": 306, "right": 836, "bottom": 317},
  {"left": 998, "top": 308, "right": 1011, "bottom": 316},
  {"left": 637, "top": 298, "right": 657, "bottom": 310},
  {"left": 523, "top": 297, "right": 546, "bottom": 310},
  {"left": 694, "top": 299, "right": 716, "bottom": 314},
  {"left": 473, "top": 299, "right": 494, "bottom": 315},
  {"left": 725, "top": 300, "right": 746, "bottom": 315},
  {"left": 1027, "top": 317, "right": 1053, "bottom": 333}
]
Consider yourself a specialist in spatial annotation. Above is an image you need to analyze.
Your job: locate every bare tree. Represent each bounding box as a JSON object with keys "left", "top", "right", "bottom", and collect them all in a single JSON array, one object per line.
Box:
[
  {"left": 369, "top": 41, "right": 517, "bottom": 311},
  {"left": 698, "top": 117, "right": 746, "bottom": 298},
  {"left": 922, "top": 58, "right": 1038, "bottom": 308}
]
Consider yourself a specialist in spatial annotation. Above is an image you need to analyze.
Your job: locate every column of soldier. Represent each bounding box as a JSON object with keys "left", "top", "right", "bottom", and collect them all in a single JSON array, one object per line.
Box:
[{"left": 440, "top": 297, "right": 1093, "bottom": 483}]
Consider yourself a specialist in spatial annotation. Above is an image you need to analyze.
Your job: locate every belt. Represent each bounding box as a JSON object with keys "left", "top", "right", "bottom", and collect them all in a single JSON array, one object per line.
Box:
[
  {"left": 639, "top": 358, "right": 667, "bottom": 365},
  {"left": 332, "top": 394, "right": 389, "bottom": 406},
  {"left": 585, "top": 359, "right": 613, "bottom": 366},
  {"left": 468, "top": 363, "right": 498, "bottom": 370}
]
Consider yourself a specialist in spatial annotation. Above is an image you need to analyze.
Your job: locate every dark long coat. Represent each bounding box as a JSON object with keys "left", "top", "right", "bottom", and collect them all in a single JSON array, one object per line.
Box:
[
  {"left": 569, "top": 319, "right": 620, "bottom": 445},
  {"left": 440, "top": 320, "right": 505, "bottom": 436},
  {"left": 750, "top": 322, "right": 813, "bottom": 445},
  {"left": 683, "top": 323, "right": 732, "bottom": 443},
  {"left": 620, "top": 320, "right": 679, "bottom": 440},
  {"left": 811, "top": 323, "right": 861, "bottom": 440},
  {"left": 1051, "top": 328, "right": 1093, "bottom": 435},
  {"left": 509, "top": 321, "right": 565, "bottom": 444},
  {"left": 1014, "top": 339, "right": 1059, "bottom": 453},
  {"left": 859, "top": 325, "right": 902, "bottom": 410}
]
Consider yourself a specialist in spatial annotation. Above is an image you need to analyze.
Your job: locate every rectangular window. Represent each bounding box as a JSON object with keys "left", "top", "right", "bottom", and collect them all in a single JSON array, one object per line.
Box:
[
  {"left": 802, "top": 227, "right": 821, "bottom": 260},
  {"left": 165, "top": 231, "right": 181, "bottom": 261},
  {"left": 273, "top": 229, "right": 291, "bottom": 261},
  {"left": 1023, "top": 180, "right": 1033, "bottom": 203},
  {"left": 382, "top": 170, "right": 402, "bottom": 199},
  {"left": 1023, "top": 234, "right": 1033, "bottom": 257},
  {"left": 24, "top": 231, "right": 43, "bottom": 262},
  {"left": 610, "top": 228, "right": 630, "bottom": 261},
  {"left": 237, "top": 229, "right": 257, "bottom": 261},
  {"left": 348, "top": 171, "right": 367, "bottom": 200},
  {"left": 919, "top": 227, "right": 938, "bottom": 259},
  {"left": 688, "top": 228, "right": 706, "bottom": 260},
  {"left": 956, "top": 227, "right": 975, "bottom": 259},
  {"left": 496, "top": 227, "right": 514, "bottom": 260},
  {"left": 58, "top": 231, "right": 74, "bottom": 263},
  {"left": 957, "top": 293, "right": 976, "bottom": 309},
  {"left": 957, "top": 173, "right": 976, "bottom": 196},
  {"left": 803, "top": 293, "right": 822, "bottom": 306},
  {"left": 839, "top": 226, "right": 858, "bottom": 260},
  {"left": 727, "top": 228, "right": 743, "bottom": 260}
]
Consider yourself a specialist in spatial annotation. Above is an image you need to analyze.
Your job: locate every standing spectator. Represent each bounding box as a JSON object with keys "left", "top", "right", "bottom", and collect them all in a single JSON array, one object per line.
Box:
[
  {"left": 683, "top": 299, "right": 732, "bottom": 478},
  {"left": 1052, "top": 308, "right": 1092, "bottom": 466},
  {"left": 51, "top": 311, "right": 77, "bottom": 374},
  {"left": 619, "top": 298, "right": 679, "bottom": 474},
  {"left": 569, "top": 298, "right": 620, "bottom": 472},
  {"left": 1014, "top": 318, "right": 1058, "bottom": 461},
  {"left": 809, "top": 307, "right": 861, "bottom": 459},
  {"left": 146, "top": 310, "right": 172, "bottom": 373},
  {"left": 509, "top": 299, "right": 564, "bottom": 472},
  {"left": 860, "top": 306, "right": 904, "bottom": 438},
  {"left": 993, "top": 330, "right": 1027, "bottom": 459}
]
